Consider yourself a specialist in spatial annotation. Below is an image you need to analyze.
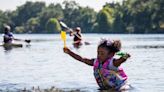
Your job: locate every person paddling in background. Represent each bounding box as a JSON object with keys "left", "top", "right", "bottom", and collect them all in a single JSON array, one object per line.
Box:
[
  {"left": 3, "top": 25, "right": 14, "bottom": 44},
  {"left": 63, "top": 39, "right": 131, "bottom": 91},
  {"left": 2, "top": 25, "right": 30, "bottom": 49},
  {"left": 69, "top": 27, "right": 82, "bottom": 48},
  {"left": 3, "top": 25, "right": 31, "bottom": 44}
]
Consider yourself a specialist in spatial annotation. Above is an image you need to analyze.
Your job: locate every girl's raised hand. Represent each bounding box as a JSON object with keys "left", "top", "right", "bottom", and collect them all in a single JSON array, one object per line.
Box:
[
  {"left": 63, "top": 47, "right": 70, "bottom": 54},
  {"left": 122, "top": 53, "right": 131, "bottom": 60}
]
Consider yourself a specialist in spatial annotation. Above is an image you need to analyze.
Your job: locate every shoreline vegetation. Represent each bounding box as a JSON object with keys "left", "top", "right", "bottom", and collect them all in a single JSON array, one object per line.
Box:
[{"left": 0, "top": 0, "right": 163, "bottom": 34}]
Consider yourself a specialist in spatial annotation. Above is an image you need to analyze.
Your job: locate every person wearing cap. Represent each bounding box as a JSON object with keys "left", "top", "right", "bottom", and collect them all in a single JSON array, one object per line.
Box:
[
  {"left": 69, "top": 27, "right": 82, "bottom": 48},
  {"left": 3, "top": 25, "right": 14, "bottom": 44},
  {"left": 2, "top": 25, "right": 30, "bottom": 49}
]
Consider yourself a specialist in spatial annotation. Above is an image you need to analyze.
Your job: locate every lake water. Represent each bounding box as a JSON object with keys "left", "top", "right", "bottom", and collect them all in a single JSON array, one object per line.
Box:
[{"left": 0, "top": 34, "right": 164, "bottom": 92}]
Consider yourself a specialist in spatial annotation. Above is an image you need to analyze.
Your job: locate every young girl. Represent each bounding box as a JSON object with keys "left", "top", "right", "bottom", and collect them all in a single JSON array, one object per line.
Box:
[{"left": 63, "top": 39, "right": 131, "bottom": 91}]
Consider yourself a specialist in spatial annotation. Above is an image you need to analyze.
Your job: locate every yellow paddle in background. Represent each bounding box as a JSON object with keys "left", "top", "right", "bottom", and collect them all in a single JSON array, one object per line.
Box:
[{"left": 60, "top": 31, "right": 66, "bottom": 47}]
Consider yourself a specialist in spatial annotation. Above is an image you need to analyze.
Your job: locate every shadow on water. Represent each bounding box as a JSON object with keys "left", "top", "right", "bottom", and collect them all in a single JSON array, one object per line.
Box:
[
  {"left": 135, "top": 37, "right": 164, "bottom": 41},
  {"left": 133, "top": 45, "right": 164, "bottom": 49}
]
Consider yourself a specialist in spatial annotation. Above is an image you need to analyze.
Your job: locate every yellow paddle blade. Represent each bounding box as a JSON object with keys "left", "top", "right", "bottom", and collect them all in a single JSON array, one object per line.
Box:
[
  {"left": 61, "top": 31, "right": 66, "bottom": 40},
  {"left": 60, "top": 31, "right": 66, "bottom": 47}
]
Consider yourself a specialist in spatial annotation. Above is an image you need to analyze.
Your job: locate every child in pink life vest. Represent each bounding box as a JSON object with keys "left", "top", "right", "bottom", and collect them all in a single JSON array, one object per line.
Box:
[{"left": 63, "top": 39, "right": 131, "bottom": 91}]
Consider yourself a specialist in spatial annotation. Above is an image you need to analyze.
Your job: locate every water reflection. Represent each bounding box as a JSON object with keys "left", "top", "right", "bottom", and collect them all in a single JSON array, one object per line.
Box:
[{"left": 2, "top": 44, "right": 31, "bottom": 52}]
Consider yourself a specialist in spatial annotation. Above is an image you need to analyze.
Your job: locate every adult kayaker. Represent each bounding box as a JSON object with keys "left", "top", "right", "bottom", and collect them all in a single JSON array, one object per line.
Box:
[{"left": 69, "top": 27, "right": 82, "bottom": 48}]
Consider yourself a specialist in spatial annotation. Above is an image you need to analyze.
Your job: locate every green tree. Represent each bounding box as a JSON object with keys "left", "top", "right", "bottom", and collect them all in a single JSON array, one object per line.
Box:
[
  {"left": 38, "top": 3, "right": 63, "bottom": 33},
  {"left": 15, "top": 26, "right": 25, "bottom": 33},
  {"left": 77, "top": 7, "right": 97, "bottom": 33},
  {"left": 103, "top": 3, "right": 126, "bottom": 33},
  {"left": 122, "top": 0, "right": 164, "bottom": 33},
  {"left": 0, "top": 10, "right": 12, "bottom": 33},
  {"left": 62, "top": 1, "right": 97, "bottom": 33},
  {"left": 26, "top": 17, "right": 40, "bottom": 33},
  {"left": 96, "top": 6, "right": 114, "bottom": 33},
  {"left": 46, "top": 18, "right": 61, "bottom": 33},
  {"left": 62, "top": 1, "right": 80, "bottom": 28},
  {"left": 11, "top": 1, "right": 45, "bottom": 27}
]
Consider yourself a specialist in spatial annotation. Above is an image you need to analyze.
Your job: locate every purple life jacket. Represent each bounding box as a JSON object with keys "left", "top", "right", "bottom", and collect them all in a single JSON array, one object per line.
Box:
[{"left": 93, "top": 58, "right": 128, "bottom": 90}]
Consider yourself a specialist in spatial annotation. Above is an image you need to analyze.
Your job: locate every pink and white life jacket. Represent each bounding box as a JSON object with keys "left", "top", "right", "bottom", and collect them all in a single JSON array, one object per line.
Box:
[{"left": 93, "top": 58, "right": 128, "bottom": 90}]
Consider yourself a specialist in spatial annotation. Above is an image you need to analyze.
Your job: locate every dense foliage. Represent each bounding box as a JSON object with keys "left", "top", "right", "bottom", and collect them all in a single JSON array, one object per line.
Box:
[{"left": 0, "top": 0, "right": 163, "bottom": 33}]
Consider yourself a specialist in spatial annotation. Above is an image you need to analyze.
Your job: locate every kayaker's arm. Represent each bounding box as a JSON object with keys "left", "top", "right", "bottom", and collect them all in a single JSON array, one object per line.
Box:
[
  {"left": 13, "top": 38, "right": 31, "bottom": 43},
  {"left": 113, "top": 53, "right": 131, "bottom": 67},
  {"left": 63, "top": 47, "right": 94, "bottom": 66},
  {"left": 69, "top": 31, "right": 82, "bottom": 40}
]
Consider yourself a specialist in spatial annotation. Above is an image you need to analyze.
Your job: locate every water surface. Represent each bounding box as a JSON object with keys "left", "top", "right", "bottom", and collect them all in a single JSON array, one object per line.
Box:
[{"left": 0, "top": 34, "right": 164, "bottom": 92}]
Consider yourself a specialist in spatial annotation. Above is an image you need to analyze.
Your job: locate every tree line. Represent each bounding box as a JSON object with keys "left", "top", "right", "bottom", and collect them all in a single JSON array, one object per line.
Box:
[{"left": 0, "top": 0, "right": 163, "bottom": 34}]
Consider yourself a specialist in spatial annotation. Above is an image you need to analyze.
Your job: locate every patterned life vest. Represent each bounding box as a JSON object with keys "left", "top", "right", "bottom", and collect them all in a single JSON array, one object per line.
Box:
[{"left": 93, "top": 58, "right": 128, "bottom": 90}]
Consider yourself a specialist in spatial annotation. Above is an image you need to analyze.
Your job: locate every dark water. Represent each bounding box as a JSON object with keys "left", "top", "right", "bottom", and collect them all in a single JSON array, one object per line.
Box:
[{"left": 0, "top": 34, "right": 164, "bottom": 92}]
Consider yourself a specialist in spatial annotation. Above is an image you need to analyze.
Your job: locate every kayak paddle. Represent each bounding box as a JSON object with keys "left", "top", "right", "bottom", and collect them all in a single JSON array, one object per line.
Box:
[
  {"left": 59, "top": 20, "right": 91, "bottom": 45},
  {"left": 60, "top": 31, "right": 67, "bottom": 47},
  {"left": 25, "top": 39, "right": 31, "bottom": 43}
]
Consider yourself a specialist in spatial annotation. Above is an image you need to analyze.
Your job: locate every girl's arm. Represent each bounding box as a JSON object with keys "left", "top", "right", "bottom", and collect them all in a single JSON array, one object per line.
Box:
[
  {"left": 113, "top": 53, "right": 131, "bottom": 67},
  {"left": 63, "top": 47, "right": 94, "bottom": 66}
]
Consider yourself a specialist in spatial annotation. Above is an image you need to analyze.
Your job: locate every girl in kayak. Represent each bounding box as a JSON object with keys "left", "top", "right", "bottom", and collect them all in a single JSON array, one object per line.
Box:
[{"left": 63, "top": 39, "right": 131, "bottom": 91}]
